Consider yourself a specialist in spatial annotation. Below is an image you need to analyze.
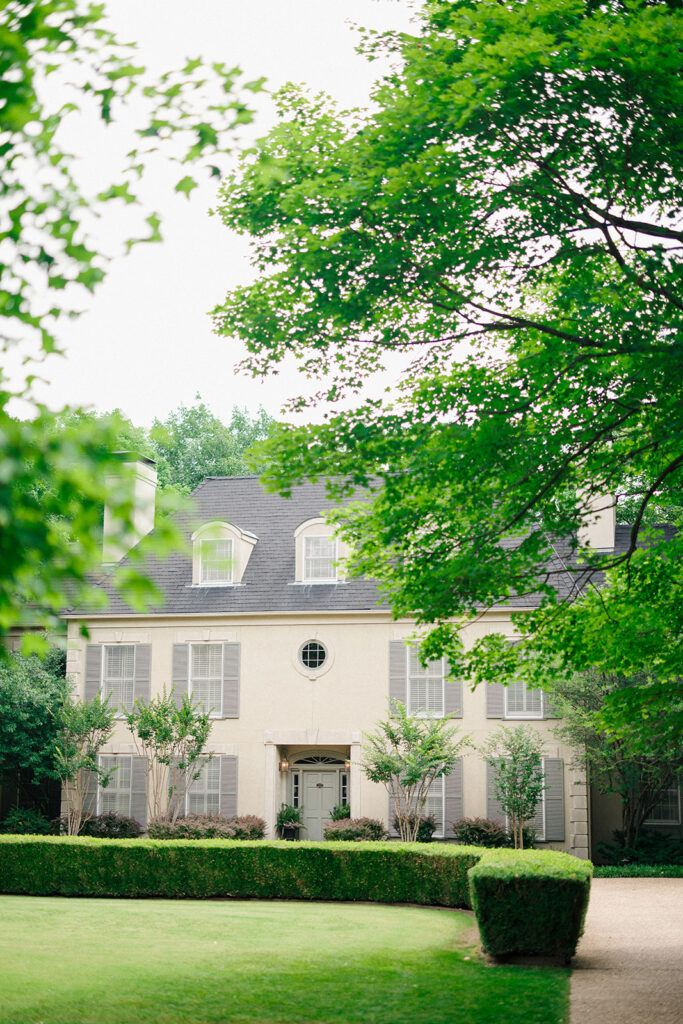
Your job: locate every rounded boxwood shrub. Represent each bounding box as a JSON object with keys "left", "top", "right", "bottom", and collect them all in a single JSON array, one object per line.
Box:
[
  {"left": 452, "top": 817, "right": 536, "bottom": 849},
  {"left": 391, "top": 814, "right": 437, "bottom": 842},
  {"left": 0, "top": 808, "right": 52, "bottom": 835},
  {"left": 147, "top": 814, "right": 266, "bottom": 840},
  {"left": 80, "top": 813, "right": 142, "bottom": 839},
  {"left": 323, "top": 817, "right": 386, "bottom": 841}
]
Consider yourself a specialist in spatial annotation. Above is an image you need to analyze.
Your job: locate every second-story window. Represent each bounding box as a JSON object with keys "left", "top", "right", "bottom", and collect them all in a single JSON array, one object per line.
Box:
[
  {"left": 505, "top": 680, "right": 543, "bottom": 718},
  {"left": 103, "top": 645, "right": 135, "bottom": 713},
  {"left": 407, "top": 647, "right": 444, "bottom": 717},
  {"left": 190, "top": 643, "right": 223, "bottom": 717},
  {"left": 303, "top": 536, "right": 338, "bottom": 582},
  {"left": 200, "top": 538, "right": 233, "bottom": 585}
]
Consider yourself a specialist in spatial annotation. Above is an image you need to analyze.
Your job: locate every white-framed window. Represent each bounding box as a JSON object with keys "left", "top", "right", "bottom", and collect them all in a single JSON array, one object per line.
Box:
[
  {"left": 646, "top": 785, "right": 681, "bottom": 825},
  {"left": 424, "top": 776, "right": 444, "bottom": 838},
  {"left": 189, "top": 643, "right": 223, "bottom": 717},
  {"left": 186, "top": 757, "right": 220, "bottom": 815},
  {"left": 504, "top": 680, "right": 544, "bottom": 719},
  {"left": 504, "top": 758, "right": 546, "bottom": 841},
  {"left": 199, "top": 537, "right": 233, "bottom": 585},
  {"left": 407, "top": 647, "right": 445, "bottom": 717},
  {"left": 98, "top": 755, "right": 132, "bottom": 816},
  {"left": 102, "top": 645, "right": 136, "bottom": 714},
  {"left": 303, "top": 535, "right": 338, "bottom": 582}
]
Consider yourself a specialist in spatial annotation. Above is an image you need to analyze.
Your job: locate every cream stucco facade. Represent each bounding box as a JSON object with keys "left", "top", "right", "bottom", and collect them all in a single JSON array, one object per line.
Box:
[{"left": 64, "top": 606, "right": 588, "bottom": 854}]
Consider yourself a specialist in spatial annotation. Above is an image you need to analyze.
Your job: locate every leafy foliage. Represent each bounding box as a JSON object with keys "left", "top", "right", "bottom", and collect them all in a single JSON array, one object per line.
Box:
[
  {"left": 53, "top": 692, "right": 116, "bottom": 835},
  {"left": 1, "top": 1, "right": 260, "bottom": 640},
  {"left": 124, "top": 688, "right": 212, "bottom": 824},
  {"left": 391, "top": 814, "right": 437, "bottom": 843},
  {"left": 147, "top": 814, "right": 265, "bottom": 840},
  {"left": 595, "top": 830, "right": 683, "bottom": 867},
  {"left": 329, "top": 802, "right": 351, "bottom": 821},
  {"left": 451, "top": 817, "right": 536, "bottom": 851},
  {"left": 0, "top": 807, "right": 52, "bottom": 835},
  {"left": 361, "top": 700, "right": 470, "bottom": 842},
  {"left": 214, "top": 0, "right": 683, "bottom": 733},
  {"left": 323, "top": 818, "right": 386, "bottom": 841},
  {"left": 79, "top": 812, "right": 142, "bottom": 839},
  {"left": 481, "top": 726, "right": 546, "bottom": 850},
  {"left": 0, "top": 646, "right": 68, "bottom": 797},
  {"left": 549, "top": 671, "right": 683, "bottom": 845}
]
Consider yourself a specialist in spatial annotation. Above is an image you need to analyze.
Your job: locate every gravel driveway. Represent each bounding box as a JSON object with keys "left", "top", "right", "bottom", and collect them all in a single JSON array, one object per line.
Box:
[{"left": 570, "top": 877, "right": 683, "bottom": 1024}]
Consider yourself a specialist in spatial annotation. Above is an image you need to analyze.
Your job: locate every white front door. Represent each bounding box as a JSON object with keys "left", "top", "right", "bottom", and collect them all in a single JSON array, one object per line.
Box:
[{"left": 302, "top": 770, "right": 338, "bottom": 841}]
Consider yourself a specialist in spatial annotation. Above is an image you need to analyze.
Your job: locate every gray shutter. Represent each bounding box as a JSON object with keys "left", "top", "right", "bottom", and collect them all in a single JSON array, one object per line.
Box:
[
  {"left": 486, "top": 681, "right": 505, "bottom": 718},
  {"left": 219, "top": 755, "right": 238, "bottom": 817},
  {"left": 84, "top": 767, "right": 99, "bottom": 820},
  {"left": 389, "top": 641, "right": 407, "bottom": 708},
  {"left": 133, "top": 645, "right": 151, "bottom": 704},
  {"left": 130, "top": 755, "right": 148, "bottom": 828},
  {"left": 172, "top": 644, "right": 189, "bottom": 707},
  {"left": 222, "top": 643, "right": 240, "bottom": 718},
  {"left": 85, "top": 645, "right": 102, "bottom": 702},
  {"left": 444, "top": 759, "right": 463, "bottom": 837},
  {"left": 543, "top": 690, "right": 561, "bottom": 719},
  {"left": 543, "top": 758, "right": 565, "bottom": 841},
  {"left": 443, "top": 664, "right": 463, "bottom": 718},
  {"left": 486, "top": 760, "right": 505, "bottom": 824}
]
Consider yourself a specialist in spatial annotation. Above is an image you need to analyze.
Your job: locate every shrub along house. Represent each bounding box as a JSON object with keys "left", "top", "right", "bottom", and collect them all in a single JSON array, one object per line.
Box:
[{"left": 63, "top": 454, "right": 600, "bottom": 852}]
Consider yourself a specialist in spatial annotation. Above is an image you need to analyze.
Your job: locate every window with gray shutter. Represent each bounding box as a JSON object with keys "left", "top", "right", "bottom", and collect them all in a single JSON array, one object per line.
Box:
[
  {"left": 486, "top": 682, "right": 505, "bottom": 718},
  {"left": 543, "top": 758, "right": 565, "bottom": 841},
  {"left": 85, "top": 645, "right": 102, "bottom": 702},
  {"left": 389, "top": 641, "right": 407, "bottom": 707},
  {"left": 172, "top": 644, "right": 189, "bottom": 706},
  {"left": 130, "top": 755, "right": 148, "bottom": 827},
  {"left": 219, "top": 755, "right": 238, "bottom": 817},
  {"left": 387, "top": 792, "right": 400, "bottom": 837},
  {"left": 486, "top": 760, "right": 505, "bottom": 823},
  {"left": 444, "top": 759, "right": 463, "bottom": 837},
  {"left": 98, "top": 755, "right": 132, "bottom": 816},
  {"left": 84, "top": 767, "right": 99, "bottom": 820},
  {"left": 187, "top": 757, "right": 221, "bottom": 814}
]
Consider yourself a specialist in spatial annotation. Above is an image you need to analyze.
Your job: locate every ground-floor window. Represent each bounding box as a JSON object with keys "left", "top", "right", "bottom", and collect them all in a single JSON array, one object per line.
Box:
[
  {"left": 186, "top": 758, "right": 221, "bottom": 815},
  {"left": 646, "top": 785, "right": 681, "bottom": 825},
  {"left": 98, "top": 755, "right": 132, "bottom": 816},
  {"left": 424, "top": 777, "right": 444, "bottom": 838}
]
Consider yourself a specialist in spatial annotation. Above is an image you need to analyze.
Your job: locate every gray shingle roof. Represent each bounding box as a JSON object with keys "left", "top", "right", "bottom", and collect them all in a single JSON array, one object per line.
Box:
[
  {"left": 69, "top": 478, "right": 386, "bottom": 616},
  {"left": 65, "top": 476, "right": 676, "bottom": 618}
]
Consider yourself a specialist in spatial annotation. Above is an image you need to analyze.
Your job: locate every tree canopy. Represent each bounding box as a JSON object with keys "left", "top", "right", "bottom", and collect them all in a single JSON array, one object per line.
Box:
[
  {"left": 1, "top": 1, "right": 261, "bottom": 643},
  {"left": 215, "top": 0, "right": 683, "bottom": 727}
]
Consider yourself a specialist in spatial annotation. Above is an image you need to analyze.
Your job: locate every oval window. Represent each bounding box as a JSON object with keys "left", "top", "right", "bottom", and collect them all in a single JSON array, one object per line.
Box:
[{"left": 300, "top": 640, "right": 327, "bottom": 671}]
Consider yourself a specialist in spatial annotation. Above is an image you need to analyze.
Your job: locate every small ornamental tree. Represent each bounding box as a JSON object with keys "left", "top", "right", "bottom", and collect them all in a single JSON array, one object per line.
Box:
[
  {"left": 125, "top": 688, "right": 212, "bottom": 824},
  {"left": 481, "top": 725, "right": 546, "bottom": 850},
  {"left": 361, "top": 700, "right": 470, "bottom": 842},
  {"left": 53, "top": 693, "right": 116, "bottom": 836}
]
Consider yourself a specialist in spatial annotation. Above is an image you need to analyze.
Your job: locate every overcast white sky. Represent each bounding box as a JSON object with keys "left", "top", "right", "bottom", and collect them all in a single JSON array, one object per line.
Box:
[{"left": 25, "top": 0, "right": 416, "bottom": 427}]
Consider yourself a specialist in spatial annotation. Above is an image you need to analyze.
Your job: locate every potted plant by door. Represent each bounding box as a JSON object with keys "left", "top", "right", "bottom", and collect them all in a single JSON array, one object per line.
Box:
[{"left": 276, "top": 803, "right": 306, "bottom": 840}]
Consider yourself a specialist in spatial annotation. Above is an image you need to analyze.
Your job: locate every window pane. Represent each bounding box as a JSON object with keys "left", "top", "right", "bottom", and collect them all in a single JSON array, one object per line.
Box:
[
  {"left": 190, "top": 644, "right": 222, "bottom": 716},
  {"left": 304, "top": 536, "right": 337, "bottom": 581},
  {"left": 200, "top": 538, "right": 233, "bottom": 584},
  {"left": 506, "top": 681, "right": 543, "bottom": 717},
  {"left": 103, "top": 645, "right": 135, "bottom": 711},
  {"left": 187, "top": 757, "right": 221, "bottom": 815},
  {"left": 646, "top": 787, "right": 680, "bottom": 823},
  {"left": 425, "top": 777, "right": 444, "bottom": 835},
  {"left": 408, "top": 648, "right": 443, "bottom": 716},
  {"left": 99, "top": 755, "right": 131, "bottom": 815}
]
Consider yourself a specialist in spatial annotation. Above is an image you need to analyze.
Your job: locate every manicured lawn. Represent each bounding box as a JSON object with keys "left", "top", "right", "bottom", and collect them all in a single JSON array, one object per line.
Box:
[{"left": 0, "top": 897, "right": 569, "bottom": 1024}]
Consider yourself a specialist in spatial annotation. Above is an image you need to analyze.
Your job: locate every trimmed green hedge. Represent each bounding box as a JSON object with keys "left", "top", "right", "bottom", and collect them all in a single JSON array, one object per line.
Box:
[
  {"left": 0, "top": 837, "right": 481, "bottom": 907},
  {"left": 468, "top": 850, "right": 592, "bottom": 962},
  {"left": 593, "top": 864, "right": 683, "bottom": 878}
]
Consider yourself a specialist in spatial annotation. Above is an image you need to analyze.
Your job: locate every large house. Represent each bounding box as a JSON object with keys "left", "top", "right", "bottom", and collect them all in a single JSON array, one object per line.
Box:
[{"left": 60, "top": 454, "right": 601, "bottom": 852}]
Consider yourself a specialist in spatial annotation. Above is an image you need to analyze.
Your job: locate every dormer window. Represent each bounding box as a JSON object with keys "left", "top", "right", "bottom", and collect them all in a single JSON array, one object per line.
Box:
[
  {"left": 303, "top": 536, "right": 338, "bottom": 582},
  {"left": 192, "top": 521, "right": 257, "bottom": 587},
  {"left": 200, "top": 538, "right": 233, "bottom": 585},
  {"left": 294, "top": 517, "right": 348, "bottom": 585}
]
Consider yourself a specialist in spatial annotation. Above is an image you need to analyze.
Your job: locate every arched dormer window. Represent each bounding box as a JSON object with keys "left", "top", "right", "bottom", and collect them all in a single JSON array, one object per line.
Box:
[
  {"left": 191, "top": 521, "right": 257, "bottom": 587},
  {"left": 294, "top": 518, "right": 347, "bottom": 584}
]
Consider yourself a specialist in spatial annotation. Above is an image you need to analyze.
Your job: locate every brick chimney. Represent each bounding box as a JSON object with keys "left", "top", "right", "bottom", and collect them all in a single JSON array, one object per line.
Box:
[
  {"left": 102, "top": 453, "right": 157, "bottom": 564},
  {"left": 577, "top": 492, "right": 616, "bottom": 552}
]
